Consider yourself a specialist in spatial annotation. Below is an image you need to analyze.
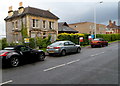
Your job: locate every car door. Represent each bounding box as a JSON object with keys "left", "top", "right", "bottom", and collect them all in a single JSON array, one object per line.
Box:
[
  {"left": 68, "top": 41, "right": 77, "bottom": 53},
  {"left": 101, "top": 39, "right": 106, "bottom": 45},
  {"left": 19, "top": 46, "right": 33, "bottom": 60},
  {"left": 64, "top": 42, "right": 71, "bottom": 53}
]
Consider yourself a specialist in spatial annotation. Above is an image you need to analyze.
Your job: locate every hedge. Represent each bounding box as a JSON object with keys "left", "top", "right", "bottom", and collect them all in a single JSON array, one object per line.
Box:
[{"left": 58, "top": 33, "right": 120, "bottom": 46}]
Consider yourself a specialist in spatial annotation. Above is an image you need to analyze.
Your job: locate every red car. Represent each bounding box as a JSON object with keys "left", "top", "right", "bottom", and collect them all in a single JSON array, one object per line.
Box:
[{"left": 91, "top": 38, "right": 108, "bottom": 48}]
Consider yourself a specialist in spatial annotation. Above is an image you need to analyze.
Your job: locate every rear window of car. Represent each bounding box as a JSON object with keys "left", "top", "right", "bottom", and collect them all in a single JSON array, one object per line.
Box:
[
  {"left": 50, "top": 42, "right": 63, "bottom": 46},
  {"left": 93, "top": 39, "right": 100, "bottom": 41}
]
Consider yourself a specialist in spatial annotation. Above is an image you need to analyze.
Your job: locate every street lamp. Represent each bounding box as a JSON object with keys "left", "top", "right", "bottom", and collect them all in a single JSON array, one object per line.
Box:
[{"left": 94, "top": 1, "right": 103, "bottom": 39}]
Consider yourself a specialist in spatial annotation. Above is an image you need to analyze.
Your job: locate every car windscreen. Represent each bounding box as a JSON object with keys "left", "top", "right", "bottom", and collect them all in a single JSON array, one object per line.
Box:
[{"left": 50, "top": 42, "right": 63, "bottom": 46}]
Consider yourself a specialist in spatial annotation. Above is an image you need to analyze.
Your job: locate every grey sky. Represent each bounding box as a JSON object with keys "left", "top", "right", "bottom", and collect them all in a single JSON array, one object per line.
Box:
[{"left": 0, "top": 0, "right": 119, "bottom": 37}]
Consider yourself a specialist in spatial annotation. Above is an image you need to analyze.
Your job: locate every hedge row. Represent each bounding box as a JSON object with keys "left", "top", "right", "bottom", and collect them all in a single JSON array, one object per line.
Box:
[
  {"left": 57, "top": 33, "right": 89, "bottom": 45},
  {"left": 58, "top": 33, "right": 120, "bottom": 45}
]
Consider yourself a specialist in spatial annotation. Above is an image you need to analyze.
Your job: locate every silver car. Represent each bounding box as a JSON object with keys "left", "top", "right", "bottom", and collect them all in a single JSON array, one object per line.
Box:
[{"left": 46, "top": 41, "right": 81, "bottom": 56}]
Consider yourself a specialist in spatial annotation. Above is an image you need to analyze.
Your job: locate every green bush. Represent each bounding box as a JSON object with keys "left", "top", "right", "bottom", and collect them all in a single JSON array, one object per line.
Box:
[
  {"left": 28, "top": 36, "right": 51, "bottom": 49},
  {"left": 58, "top": 33, "right": 120, "bottom": 46},
  {"left": 0, "top": 38, "right": 8, "bottom": 49},
  {"left": 96, "top": 34, "right": 119, "bottom": 42}
]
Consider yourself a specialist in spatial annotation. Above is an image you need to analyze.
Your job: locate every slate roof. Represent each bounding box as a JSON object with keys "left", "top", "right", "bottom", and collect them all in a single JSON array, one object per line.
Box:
[
  {"left": 58, "top": 22, "right": 78, "bottom": 33},
  {"left": 4, "top": 6, "right": 59, "bottom": 20}
]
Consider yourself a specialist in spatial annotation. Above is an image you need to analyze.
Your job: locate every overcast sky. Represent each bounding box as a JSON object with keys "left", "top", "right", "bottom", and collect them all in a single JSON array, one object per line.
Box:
[{"left": 0, "top": 0, "right": 119, "bottom": 37}]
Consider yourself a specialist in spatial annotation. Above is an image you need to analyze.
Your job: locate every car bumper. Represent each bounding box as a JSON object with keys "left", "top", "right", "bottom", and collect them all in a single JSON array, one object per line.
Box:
[
  {"left": 91, "top": 43, "right": 101, "bottom": 46},
  {"left": 46, "top": 49, "right": 61, "bottom": 54}
]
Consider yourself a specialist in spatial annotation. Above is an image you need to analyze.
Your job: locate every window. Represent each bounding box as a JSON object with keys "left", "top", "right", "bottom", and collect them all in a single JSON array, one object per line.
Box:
[
  {"left": 74, "top": 25, "right": 77, "bottom": 28},
  {"left": 89, "top": 31, "right": 91, "bottom": 34},
  {"left": 64, "top": 42, "right": 69, "bottom": 46},
  {"left": 33, "top": 19, "right": 35, "bottom": 27},
  {"left": 69, "top": 41, "right": 75, "bottom": 45},
  {"left": 49, "top": 21, "right": 52, "bottom": 29},
  {"left": 32, "top": 19, "right": 39, "bottom": 28},
  {"left": 12, "top": 22, "right": 14, "bottom": 29},
  {"left": 43, "top": 20, "right": 46, "bottom": 28},
  {"left": 15, "top": 21, "right": 18, "bottom": 29},
  {"left": 43, "top": 32, "right": 46, "bottom": 35},
  {"left": 49, "top": 21, "right": 54, "bottom": 29},
  {"left": 31, "top": 32, "right": 36, "bottom": 38},
  {"left": 36, "top": 19, "right": 38, "bottom": 27},
  {"left": 20, "top": 46, "right": 31, "bottom": 52}
]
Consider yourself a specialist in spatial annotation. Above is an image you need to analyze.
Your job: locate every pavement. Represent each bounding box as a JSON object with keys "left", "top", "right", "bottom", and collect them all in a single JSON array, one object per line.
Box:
[{"left": 1, "top": 41, "right": 119, "bottom": 85}]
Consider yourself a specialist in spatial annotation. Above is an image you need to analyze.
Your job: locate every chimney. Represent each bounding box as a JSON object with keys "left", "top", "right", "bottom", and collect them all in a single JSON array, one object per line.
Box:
[
  {"left": 8, "top": 6, "right": 13, "bottom": 17},
  {"left": 113, "top": 21, "right": 116, "bottom": 25},
  {"left": 18, "top": 2, "right": 24, "bottom": 14},
  {"left": 109, "top": 20, "right": 112, "bottom": 25}
]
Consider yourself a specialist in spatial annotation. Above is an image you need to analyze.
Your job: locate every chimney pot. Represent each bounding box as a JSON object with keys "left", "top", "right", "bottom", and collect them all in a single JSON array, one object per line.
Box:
[
  {"left": 19, "top": 2, "right": 23, "bottom": 7},
  {"left": 113, "top": 21, "right": 116, "bottom": 25},
  {"left": 9, "top": 6, "right": 12, "bottom": 11}
]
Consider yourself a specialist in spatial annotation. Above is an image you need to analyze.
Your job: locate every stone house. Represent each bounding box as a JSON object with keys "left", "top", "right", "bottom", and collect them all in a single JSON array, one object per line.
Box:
[
  {"left": 58, "top": 22, "right": 78, "bottom": 34},
  {"left": 69, "top": 22, "right": 106, "bottom": 34},
  {"left": 4, "top": 2, "right": 59, "bottom": 43}
]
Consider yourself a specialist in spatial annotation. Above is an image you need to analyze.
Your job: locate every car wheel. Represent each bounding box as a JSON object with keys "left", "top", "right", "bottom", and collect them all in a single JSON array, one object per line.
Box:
[
  {"left": 76, "top": 48, "right": 81, "bottom": 53},
  {"left": 61, "top": 50, "right": 66, "bottom": 56},
  {"left": 10, "top": 56, "right": 19, "bottom": 67},
  {"left": 100, "top": 44, "right": 102, "bottom": 47},
  {"left": 38, "top": 52, "right": 45, "bottom": 61},
  {"left": 106, "top": 43, "right": 108, "bottom": 46},
  {"left": 49, "top": 53, "right": 53, "bottom": 56},
  {"left": 91, "top": 45, "right": 94, "bottom": 48}
]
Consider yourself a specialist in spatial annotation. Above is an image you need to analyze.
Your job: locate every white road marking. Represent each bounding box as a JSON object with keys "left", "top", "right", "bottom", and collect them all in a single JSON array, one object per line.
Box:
[
  {"left": 67, "top": 59, "right": 80, "bottom": 65},
  {"left": 91, "top": 52, "right": 105, "bottom": 57},
  {"left": 44, "top": 64, "right": 66, "bottom": 72},
  {"left": 44, "top": 59, "right": 80, "bottom": 72},
  {"left": 0, "top": 80, "right": 13, "bottom": 85}
]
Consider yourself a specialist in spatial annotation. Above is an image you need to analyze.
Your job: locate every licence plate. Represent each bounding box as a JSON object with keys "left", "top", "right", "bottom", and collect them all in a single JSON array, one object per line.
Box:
[{"left": 49, "top": 51, "right": 54, "bottom": 53}]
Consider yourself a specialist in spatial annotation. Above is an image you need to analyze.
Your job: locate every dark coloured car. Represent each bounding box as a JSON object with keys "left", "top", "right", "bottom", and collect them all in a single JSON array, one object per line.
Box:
[
  {"left": 0, "top": 45, "right": 45, "bottom": 67},
  {"left": 47, "top": 41, "right": 81, "bottom": 56},
  {"left": 91, "top": 38, "right": 108, "bottom": 48}
]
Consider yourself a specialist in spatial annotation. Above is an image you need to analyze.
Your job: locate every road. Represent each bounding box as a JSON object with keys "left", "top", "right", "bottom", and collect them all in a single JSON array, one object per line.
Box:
[{"left": 2, "top": 42, "right": 119, "bottom": 85}]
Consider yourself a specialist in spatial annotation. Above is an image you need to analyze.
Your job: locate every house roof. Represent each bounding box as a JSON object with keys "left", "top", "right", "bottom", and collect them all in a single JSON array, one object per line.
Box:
[
  {"left": 4, "top": 6, "right": 59, "bottom": 20},
  {"left": 58, "top": 22, "right": 78, "bottom": 33}
]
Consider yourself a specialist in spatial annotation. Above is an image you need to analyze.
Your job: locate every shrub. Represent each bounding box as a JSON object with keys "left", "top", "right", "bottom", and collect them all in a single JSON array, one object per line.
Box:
[
  {"left": 58, "top": 33, "right": 120, "bottom": 46},
  {"left": 0, "top": 38, "right": 8, "bottom": 49}
]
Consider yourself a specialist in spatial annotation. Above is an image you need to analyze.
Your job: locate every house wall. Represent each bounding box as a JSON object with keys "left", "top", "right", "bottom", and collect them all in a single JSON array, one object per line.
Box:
[
  {"left": 6, "top": 16, "right": 26, "bottom": 43},
  {"left": 69, "top": 22, "right": 106, "bottom": 34},
  {"left": 6, "top": 15, "right": 58, "bottom": 43},
  {"left": 27, "top": 15, "right": 58, "bottom": 42}
]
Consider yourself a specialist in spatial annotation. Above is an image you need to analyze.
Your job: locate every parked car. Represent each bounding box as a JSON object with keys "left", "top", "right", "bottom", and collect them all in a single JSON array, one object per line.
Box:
[
  {"left": 91, "top": 38, "right": 108, "bottom": 48},
  {"left": 0, "top": 45, "right": 45, "bottom": 67},
  {"left": 47, "top": 41, "right": 81, "bottom": 56}
]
